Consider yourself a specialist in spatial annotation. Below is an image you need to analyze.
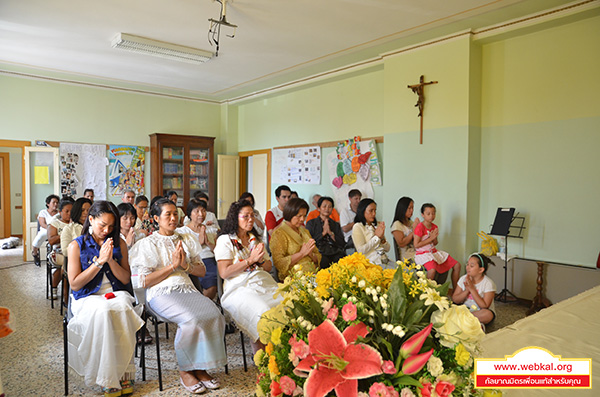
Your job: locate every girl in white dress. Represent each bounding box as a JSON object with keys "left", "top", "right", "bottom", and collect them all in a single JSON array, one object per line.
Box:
[
  {"left": 352, "top": 198, "right": 392, "bottom": 268},
  {"left": 214, "top": 199, "right": 282, "bottom": 353},
  {"left": 130, "top": 198, "right": 226, "bottom": 394},
  {"left": 67, "top": 201, "right": 143, "bottom": 397}
]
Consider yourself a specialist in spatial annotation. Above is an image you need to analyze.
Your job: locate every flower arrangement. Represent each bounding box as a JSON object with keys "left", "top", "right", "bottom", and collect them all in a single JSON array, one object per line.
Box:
[{"left": 255, "top": 252, "right": 495, "bottom": 397}]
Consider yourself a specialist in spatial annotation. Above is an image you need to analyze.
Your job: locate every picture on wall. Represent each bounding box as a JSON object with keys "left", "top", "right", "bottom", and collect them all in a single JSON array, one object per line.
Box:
[{"left": 108, "top": 145, "right": 145, "bottom": 199}]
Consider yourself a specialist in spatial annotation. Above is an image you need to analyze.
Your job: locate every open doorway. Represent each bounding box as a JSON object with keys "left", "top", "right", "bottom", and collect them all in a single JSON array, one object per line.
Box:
[
  {"left": 238, "top": 149, "right": 271, "bottom": 219},
  {"left": 0, "top": 140, "right": 29, "bottom": 248}
]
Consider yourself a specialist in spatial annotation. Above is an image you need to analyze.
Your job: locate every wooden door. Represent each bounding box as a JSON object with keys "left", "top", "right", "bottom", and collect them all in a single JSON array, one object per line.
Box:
[{"left": 217, "top": 155, "right": 239, "bottom": 219}]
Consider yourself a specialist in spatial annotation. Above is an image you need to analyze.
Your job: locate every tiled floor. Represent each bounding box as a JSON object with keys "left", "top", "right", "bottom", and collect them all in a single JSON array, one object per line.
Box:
[
  {"left": 0, "top": 246, "right": 256, "bottom": 396},
  {"left": 0, "top": 245, "right": 529, "bottom": 396}
]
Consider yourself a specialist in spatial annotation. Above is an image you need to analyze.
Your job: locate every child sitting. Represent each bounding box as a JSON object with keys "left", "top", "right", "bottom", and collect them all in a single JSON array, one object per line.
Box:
[
  {"left": 413, "top": 203, "right": 461, "bottom": 290},
  {"left": 452, "top": 253, "right": 497, "bottom": 326}
]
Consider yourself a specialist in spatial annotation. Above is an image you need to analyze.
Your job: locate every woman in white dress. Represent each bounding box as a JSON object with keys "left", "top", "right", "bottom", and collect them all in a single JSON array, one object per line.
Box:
[
  {"left": 214, "top": 199, "right": 282, "bottom": 353},
  {"left": 239, "top": 192, "right": 265, "bottom": 237},
  {"left": 32, "top": 194, "right": 60, "bottom": 265},
  {"left": 390, "top": 196, "right": 420, "bottom": 262},
  {"left": 130, "top": 198, "right": 226, "bottom": 394},
  {"left": 176, "top": 199, "right": 218, "bottom": 300},
  {"left": 352, "top": 198, "right": 392, "bottom": 269},
  {"left": 67, "top": 200, "right": 144, "bottom": 397}
]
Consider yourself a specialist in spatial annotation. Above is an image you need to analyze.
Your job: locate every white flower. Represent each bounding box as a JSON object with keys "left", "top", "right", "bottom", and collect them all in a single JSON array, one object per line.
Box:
[
  {"left": 400, "top": 388, "right": 416, "bottom": 397},
  {"left": 301, "top": 320, "right": 309, "bottom": 328},
  {"left": 351, "top": 276, "right": 357, "bottom": 284},
  {"left": 392, "top": 326, "right": 405, "bottom": 337},
  {"left": 358, "top": 280, "right": 366, "bottom": 288},
  {"left": 369, "top": 318, "right": 375, "bottom": 323},
  {"left": 385, "top": 324, "right": 394, "bottom": 332},
  {"left": 420, "top": 287, "right": 450, "bottom": 311},
  {"left": 348, "top": 296, "right": 357, "bottom": 303},
  {"left": 376, "top": 286, "right": 381, "bottom": 293},
  {"left": 383, "top": 310, "right": 388, "bottom": 317},
  {"left": 368, "top": 310, "right": 375, "bottom": 317},
  {"left": 380, "top": 300, "right": 388, "bottom": 309},
  {"left": 416, "top": 271, "right": 425, "bottom": 278},
  {"left": 383, "top": 294, "right": 388, "bottom": 300},
  {"left": 372, "top": 295, "right": 379, "bottom": 302},
  {"left": 297, "top": 316, "right": 304, "bottom": 323},
  {"left": 427, "top": 355, "right": 444, "bottom": 377},
  {"left": 342, "top": 293, "right": 348, "bottom": 299},
  {"left": 365, "top": 287, "right": 372, "bottom": 295},
  {"left": 382, "top": 323, "right": 389, "bottom": 329}
]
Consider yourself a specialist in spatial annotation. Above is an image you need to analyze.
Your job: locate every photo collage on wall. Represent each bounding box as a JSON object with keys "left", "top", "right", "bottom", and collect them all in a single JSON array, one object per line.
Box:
[{"left": 60, "top": 152, "right": 80, "bottom": 197}]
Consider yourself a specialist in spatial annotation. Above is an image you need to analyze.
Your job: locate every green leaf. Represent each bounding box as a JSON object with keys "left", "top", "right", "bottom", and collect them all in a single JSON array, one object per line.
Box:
[
  {"left": 393, "top": 375, "right": 423, "bottom": 388},
  {"left": 387, "top": 266, "right": 407, "bottom": 323},
  {"left": 437, "top": 280, "right": 451, "bottom": 296},
  {"left": 405, "top": 308, "right": 423, "bottom": 328}
]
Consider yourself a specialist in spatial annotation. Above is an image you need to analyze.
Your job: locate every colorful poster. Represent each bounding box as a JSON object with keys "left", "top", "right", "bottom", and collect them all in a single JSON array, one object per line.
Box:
[
  {"left": 331, "top": 136, "right": 381, "bottom": 188},
  {"left": 272, "top": 146, "right": 321, "bottom": 184},
  {"left": 108, "top": 145, "right": 145, "bottom": 199},
  {"left": 60, "top": 143, "right": 107, "bottom": 199}
]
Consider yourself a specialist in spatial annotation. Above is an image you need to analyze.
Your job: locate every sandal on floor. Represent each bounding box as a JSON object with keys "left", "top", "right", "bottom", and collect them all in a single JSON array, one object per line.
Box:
[
  {"left": 180, "top": 377, "right": 207, "bottom": 394},
  {"left": 101, "top": 387, "right": 122, "bottom": 397},
  {"left": 120, "top": 380, "right": 134, "bottom": 395},
  {"left": 201, "top": 378, "right": 220, "bottom": 390},
  {"left": 137, "top": 331, "right": 153, "bottom": 345}
]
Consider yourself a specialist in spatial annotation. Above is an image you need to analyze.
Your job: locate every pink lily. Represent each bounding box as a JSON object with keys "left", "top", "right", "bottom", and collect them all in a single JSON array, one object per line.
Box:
[
  {"left": 399, "top": 323, "right": 433, "bottom": 358},
  {"left": 401, "top": 348, "right": 434, "bottom": 375},
  {"left": 294, "top": 320, "right": 383, "bottom": 397}
]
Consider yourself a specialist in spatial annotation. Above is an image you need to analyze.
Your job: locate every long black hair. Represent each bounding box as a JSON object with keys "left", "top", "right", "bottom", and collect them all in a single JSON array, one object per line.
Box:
[
  {"left": 393, "top": 196, "right": 413, "bottom": 226},
  {"left": 354, "top": 198, "right": 377, "bottom": 226},
  {"left": 70, "top": 197, "right": 92, "bottom": 226},
  {"left": 220, "top": 199, "right": 261, "bottom": 241},
  {"left": 117, "top": 202, "right": 137, "bottom": 220},
  {"left": 81, "top": 200, "right": 120, "bottom": 242},
  {"left": 150, "top": 197, "right": 176, "bottom": 219}
]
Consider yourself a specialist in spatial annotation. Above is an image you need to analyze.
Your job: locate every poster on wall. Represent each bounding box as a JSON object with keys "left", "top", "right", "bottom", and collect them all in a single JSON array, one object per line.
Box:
[
  {"left": 108, "top": 145, "right": 145, "bottom": 199},
  {"left": 331, "top": 136, "right": 381, "bottom": 189},
  {"left": 326, "top": 150, "right": 374, "bottom": 209},
  {"left": 59, "top": 143, "right": 107, "bottom": 199},
  {"left": 272, "top": 146, "right": 321, "bottom": 184}
]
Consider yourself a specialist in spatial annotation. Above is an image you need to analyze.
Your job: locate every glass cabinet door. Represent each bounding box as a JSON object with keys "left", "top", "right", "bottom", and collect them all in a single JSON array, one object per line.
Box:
[
  {"left": 189, "top": 147, "right": 210, "bottom": 196},
  {"left": 162, "top": 145, "right": 184, "bottom": 202}
]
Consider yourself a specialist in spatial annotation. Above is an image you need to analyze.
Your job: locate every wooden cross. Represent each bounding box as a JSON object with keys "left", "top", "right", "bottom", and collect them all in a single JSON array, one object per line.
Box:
[{"left": 407, "top": 75, "right": 438, "bottom": 144}]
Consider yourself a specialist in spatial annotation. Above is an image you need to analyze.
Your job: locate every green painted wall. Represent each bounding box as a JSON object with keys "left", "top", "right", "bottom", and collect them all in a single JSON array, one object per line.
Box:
[{"left": 479, "top": 15, "right": 600, "bottom": 267}]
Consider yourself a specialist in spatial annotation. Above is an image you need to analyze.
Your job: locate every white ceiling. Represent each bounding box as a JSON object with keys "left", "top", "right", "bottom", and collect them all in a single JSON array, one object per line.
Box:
[{"left": 0, "top": 0, "right": 575, "bottom": 102}]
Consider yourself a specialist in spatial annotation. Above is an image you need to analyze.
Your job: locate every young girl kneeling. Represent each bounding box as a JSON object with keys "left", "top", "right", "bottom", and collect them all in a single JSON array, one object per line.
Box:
[{"left": 452, "top": 253, "right": 497, "bottom": 326}]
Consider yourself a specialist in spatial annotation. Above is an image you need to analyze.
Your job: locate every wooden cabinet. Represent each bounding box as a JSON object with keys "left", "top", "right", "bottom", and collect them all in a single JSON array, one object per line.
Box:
[{"left": 150, "top": 133, "right": 215, "bottom": 212}]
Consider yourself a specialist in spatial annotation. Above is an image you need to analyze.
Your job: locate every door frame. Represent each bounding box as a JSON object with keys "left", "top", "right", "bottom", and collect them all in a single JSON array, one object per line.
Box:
[
  {"left": 238, "top": 149, "right": 271, "bottom": 209},
  {"left": 0, "top": 139, "right": 29, "bottom": 258},
  {"left": 0, "top": 152, "right": 10, "bottom": 238}
]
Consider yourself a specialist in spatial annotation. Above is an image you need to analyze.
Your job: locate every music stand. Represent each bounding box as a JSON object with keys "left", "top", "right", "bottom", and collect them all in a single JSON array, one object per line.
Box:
[{"left": 490, "top": 208, "right": 525, "bottom": 302}]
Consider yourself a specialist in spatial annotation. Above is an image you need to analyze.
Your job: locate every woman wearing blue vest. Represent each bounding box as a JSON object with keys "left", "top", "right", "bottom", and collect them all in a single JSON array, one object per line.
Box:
[{"left": 67, "top": 200, "right": 143, "bottom": 397}]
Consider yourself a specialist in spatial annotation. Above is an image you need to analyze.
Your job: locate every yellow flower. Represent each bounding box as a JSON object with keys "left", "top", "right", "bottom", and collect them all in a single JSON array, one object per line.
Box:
[
  {"left": 254, "top": 349, "right": 265, "bottom": 366},
  {"left": 258, "top": 304, "right": 287, "bottom": 344},
  {"left": 268, "top": 354, "right": 280, "bottom": 376},
  {"left": 265, "top": 342, "right": 274, "bottom": 356},
  {"left": 455, "top": 343, "right": 471, "bottom": 366},
  {"left": 256, "top": 383, "right": 266, "bottom": 397},
  {"left": 271, "top": 327, "right": 282, "bottom": 345},
  {"left": 315, "top": 269, "right": 332, "bottom": 298}
]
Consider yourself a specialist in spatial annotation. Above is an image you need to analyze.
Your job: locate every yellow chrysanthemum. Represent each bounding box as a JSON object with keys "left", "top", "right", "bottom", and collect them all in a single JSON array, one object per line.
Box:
[
  {"left": 268, "top": 354, "right": 280, "bottom": 376},
  {"left": 455, "top": 343, "right": 471, "bottom": 366},
  {"left": 253, "top": 349, "right": 265, "bottom": 366},
  {"left": 315, "top": 269, "right": 332, "bottom": 298},
  {"left": 265, "top": 342, "right": 274, "bottom": 356},
  {"left": 271, "top": 327, "right": 282, "bottom": 345},
  {"left": 257, "top": 304, "right": 288, "bottom": 344}
]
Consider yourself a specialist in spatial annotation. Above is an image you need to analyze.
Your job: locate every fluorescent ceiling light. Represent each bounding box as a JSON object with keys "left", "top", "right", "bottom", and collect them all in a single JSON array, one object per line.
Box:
[{"left": 111, "top": 33, "right": 213, "bottom": 64}]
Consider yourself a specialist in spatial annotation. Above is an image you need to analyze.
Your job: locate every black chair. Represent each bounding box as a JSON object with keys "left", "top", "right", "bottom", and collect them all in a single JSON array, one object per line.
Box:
[
  {"left": 62, "top": 290, "right": 72, "bottom": 396},
  {"left": 45, "top": 242, "right": 55, "bottom": 308}
]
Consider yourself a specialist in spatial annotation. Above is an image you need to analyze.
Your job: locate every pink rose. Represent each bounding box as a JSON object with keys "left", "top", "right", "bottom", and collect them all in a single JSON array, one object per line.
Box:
[
  {"left": 342, "top": 301, "right": 357, "bottom": 322},
  {"left": 382, "top": 360, "right": 396, "bottom": 375},
  {"left": 434, "top": 380, "right": 455, "bottom": 397},
  {"left": 369, "top": 382, "right": 391, "bottom": 397},
  {"left": 327, "top": 307, "right": 339, "bottom": 321},
  {"left": 322, "top": 297, "right": 334, "bottom": 315},
  {"left": 291, "top": 339, "right": 310, "bottom": 359},
  {"left": 279, "top": 376, "right": 297, "bottom": 395},
  {"left": 387, "top": 386, "right": 400, "bottom": 397},
  {"left": 419, "top": 380, "right": 433, "bottom": 397}
]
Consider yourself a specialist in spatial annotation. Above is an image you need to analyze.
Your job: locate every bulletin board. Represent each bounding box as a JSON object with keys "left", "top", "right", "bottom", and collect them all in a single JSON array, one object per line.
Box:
[{"left": 59, "top": 142, "right": 107, "bottom": 199}]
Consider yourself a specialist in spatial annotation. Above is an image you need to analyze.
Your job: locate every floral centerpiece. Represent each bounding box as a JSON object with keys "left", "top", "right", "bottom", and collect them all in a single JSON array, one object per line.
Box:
[{"left": 255, "top": 252, "right": 494, "bottom": 397}]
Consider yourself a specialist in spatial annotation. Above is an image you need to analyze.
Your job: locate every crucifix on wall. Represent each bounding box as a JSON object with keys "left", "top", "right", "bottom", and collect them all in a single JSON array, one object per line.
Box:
[{"left": 407, "top": 75, "right": 438, "bottom": 144}]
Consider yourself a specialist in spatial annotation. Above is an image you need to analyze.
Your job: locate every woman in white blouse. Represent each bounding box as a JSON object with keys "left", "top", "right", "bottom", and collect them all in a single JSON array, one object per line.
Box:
[
  {"left": 214, "top": 199, "right": 281, "bottom": 353},
  {"left": 352, "top": 198, "right": 392, "bottom": 268},
  {"left": 130, "top": 198, "right": 226, "bottom": 394}
]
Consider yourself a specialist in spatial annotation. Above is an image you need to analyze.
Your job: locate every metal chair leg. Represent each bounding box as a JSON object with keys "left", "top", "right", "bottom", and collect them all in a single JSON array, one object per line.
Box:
[
  {"left": 240, "top": 331, "right": 248, "bottom": 372},
  {"left": 155, "top": 317, "right": 163, "bottom": 391},
  {"left": 63, "top": 316, "right": 69, "bottom": 396}
]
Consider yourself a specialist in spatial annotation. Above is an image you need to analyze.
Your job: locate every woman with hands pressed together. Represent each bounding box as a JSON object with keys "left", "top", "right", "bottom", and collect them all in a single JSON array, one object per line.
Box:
[
  {"left": 214, "top": 199, "right": 282, "bottom": 353},
  {"left": 270, "top": 198, "right": 321, "bottom": 280},
  {"left": 352, "top": 198, "right": 391, "bottom": 268},
  {"left": 67, "top": 201, "right": 143, "bottom": 397},
  {"left": 129, "top": 198, "right": 226, "bottom": 394}
]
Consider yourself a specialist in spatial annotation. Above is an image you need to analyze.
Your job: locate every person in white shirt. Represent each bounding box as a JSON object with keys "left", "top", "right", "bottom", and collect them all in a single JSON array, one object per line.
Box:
[
  {"left": 352, "top": 198, "right": 391, "bottom": 268},
  {"left": 32, "top": 194, "right": 60, "bottom": 265},
  {"left": 340, "top": 189, "right": 362, "bottom": 245},
  {"left": 239, "top": 192, "right": 265, "bottom": 237},
  {"left": 265, "top": 185, "right": 291, "bottom": 240},
  {"left": 452, "top": 253, "right": 497, "bottom": 326}
]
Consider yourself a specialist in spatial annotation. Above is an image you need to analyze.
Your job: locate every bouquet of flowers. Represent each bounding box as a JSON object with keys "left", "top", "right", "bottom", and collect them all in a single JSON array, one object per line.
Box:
[{"left": 255, "top": 252, "right": 493, "bottom": 397}]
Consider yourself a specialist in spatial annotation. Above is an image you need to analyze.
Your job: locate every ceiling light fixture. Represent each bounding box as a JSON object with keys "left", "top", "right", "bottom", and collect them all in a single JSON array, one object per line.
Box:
[
  {"left": 208, "top": 0, "right": 237, "bottom": 56},
  {"left": 111, "top": 33, "right": 214, "bottom": 64}
]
